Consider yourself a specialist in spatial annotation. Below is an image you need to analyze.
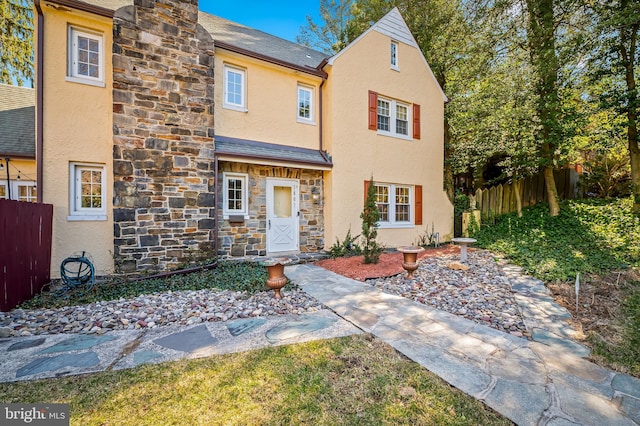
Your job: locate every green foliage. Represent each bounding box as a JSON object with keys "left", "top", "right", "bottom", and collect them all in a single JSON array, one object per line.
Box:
[
  {"left": 0, "top": 0, "right": 33, "bottom": 86},
  {"left": 360, "top": 177, "right": 383, "bottom": 264},
  {"left": 467, "top": 211, "right": 480, "bottom": 237},
  {"left": 329, "top": 227, "right": 361, "bottom": 257},
  {"left": 474, "top": 198, "right": 640, "bottom": 281},
  {"left": 20, "top": 262, "right": 269, "bottom": 309}
]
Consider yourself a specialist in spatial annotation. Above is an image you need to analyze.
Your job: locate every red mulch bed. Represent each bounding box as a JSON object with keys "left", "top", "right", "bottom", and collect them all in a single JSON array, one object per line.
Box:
[{"left": 315, "top": 244, "right": 460, "bottom": 281}]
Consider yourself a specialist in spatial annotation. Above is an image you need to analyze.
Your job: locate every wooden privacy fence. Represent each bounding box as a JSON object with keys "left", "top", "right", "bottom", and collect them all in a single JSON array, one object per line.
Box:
[
  {"left": 474, "top": 168, "right": 579, "bottom": 221},
  {"left": 0, "top": 199, "right": 53, "bottom": 311}
]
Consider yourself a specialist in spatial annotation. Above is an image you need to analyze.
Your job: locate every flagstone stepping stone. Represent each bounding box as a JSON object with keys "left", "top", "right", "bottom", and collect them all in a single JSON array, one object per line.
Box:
[
  {"left": 16, "top": 352, "right": 100, "bottom": 378},
  {"left": 8, "top": 338, "right": 46, "bottom": 351},
  {"left": 133, "top": 350, "right": 163, "bottom": 366},
  {"left": 226, "top": 318, "right": 266, "bottom": 336},
  {"left": 39, "top": 334, "right": 116, "bottom": 354},
  {"left": 532, "top": 329, "right": 590, "bottom": 357},
  {"left": 153, "top": 324, "right": 218, "bottom": 353},
  {"left": 266, "top": 316, "right": 336, "bottom": 343}
]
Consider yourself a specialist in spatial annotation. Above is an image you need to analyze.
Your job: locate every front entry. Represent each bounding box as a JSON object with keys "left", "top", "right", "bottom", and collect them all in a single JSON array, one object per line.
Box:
[{"left": 266, "top": 178, "right": 299, "bottom": 253}]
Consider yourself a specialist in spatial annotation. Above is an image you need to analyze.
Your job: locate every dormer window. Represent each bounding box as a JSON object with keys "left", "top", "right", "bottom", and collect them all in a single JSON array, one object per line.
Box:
[{"left": 390, "top": 41, "right": 399, "bottom": 70}]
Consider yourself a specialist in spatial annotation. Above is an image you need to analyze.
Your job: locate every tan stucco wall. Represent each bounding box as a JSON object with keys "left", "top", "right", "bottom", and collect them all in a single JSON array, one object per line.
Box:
[
  {"left": 39, "top": 6, "right": 114, "bottom": 277},
  {"left": 323, "top": 30, "right": 453, "bottom": 248},
  {"left": 3, "top": 158, "right": 36, "bottom": 181},
  {"left": 214, "top": 50, "right": 322, "bottom": 150}
]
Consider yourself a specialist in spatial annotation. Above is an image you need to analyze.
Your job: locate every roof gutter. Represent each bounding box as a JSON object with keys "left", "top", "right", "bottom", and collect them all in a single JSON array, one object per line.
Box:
[
  {"left": 215, "top": 41, "right": 328, "bottom": 79},
  {"left": 34, "top": 0, "right": 44, "bottom": 203},
  {"left": 39, "top": 0, "right": 114, "bottom": 17}
]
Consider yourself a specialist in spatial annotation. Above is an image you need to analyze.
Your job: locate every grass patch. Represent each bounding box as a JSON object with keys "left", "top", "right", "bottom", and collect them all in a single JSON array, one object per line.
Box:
[
  {"left": 0, "top": 335, "right": 511, "bottom": 425},
  {"left": 21, "top": 262, "right": 269, "bottom": 310},
  {"left": 474, "top": 198, "right": 640, "bottom": 282}
]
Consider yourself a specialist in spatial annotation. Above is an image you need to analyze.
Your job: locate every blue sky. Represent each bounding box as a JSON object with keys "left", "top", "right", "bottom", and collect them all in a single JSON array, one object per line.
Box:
[{"left": 199, "top": 1, "right": 321, "bottom": 43}]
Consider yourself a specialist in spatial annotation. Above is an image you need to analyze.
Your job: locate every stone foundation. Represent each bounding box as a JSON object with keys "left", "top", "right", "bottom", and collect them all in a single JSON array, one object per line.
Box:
[
  {"left": 112, "top": 0, "right": 215, "bottom": 273},
  {"left": 217, "top": 162, "right": 324, "bottom": 258}
]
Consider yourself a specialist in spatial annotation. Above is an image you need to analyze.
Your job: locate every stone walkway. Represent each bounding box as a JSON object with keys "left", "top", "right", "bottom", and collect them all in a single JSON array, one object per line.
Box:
[
  {"left": 285, "top": 264, "right": 640, "bottom": 426},
  {"left": 0, "top": 260, "right": 638, "bottom": 426}
]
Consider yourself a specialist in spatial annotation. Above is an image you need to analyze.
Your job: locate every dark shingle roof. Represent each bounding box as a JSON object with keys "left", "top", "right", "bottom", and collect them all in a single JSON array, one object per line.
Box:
[
  {"left": 198, "top": 13, "right": 328, "bottom": 70},
  {"left": 0, "top": 84, "right": 35, "bottom": 157},
  {"left": 215, "top": 135, "right": 332, "bottom": 169}
]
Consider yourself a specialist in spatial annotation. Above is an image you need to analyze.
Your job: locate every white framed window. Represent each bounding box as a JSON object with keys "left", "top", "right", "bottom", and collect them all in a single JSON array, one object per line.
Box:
[
  {"left": 67, "top": 27, "right": 104, "bottom": 87},
  {"left": 374, "top": 183, "right": 413, "bottom": 227},
  {"left": 69, "top": 163, "right": 107, "bottom": 221},
  {"left": 297, "top": 84, "right": 315, "bottom": 123},
  {"left": 223, "top": 64, "right": 247, "bottom": 111},
  {"left": 391, "top": 41, "right": 399, "bottom": 70},
  {"left": 17, "top": 183, "right": 37, "bottom": 202},
  {"left": 0, "top": 180, "right": 37, "bottom": 202},
  {"left": 377, "top": 96, "right": 411, "bottom": 139},
  {"left": 223, "top": 172, "right": 249, "bottom": 218}
]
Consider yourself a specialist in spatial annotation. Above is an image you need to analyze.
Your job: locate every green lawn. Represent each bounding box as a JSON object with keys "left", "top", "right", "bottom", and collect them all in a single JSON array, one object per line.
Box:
[{"left": 0, "top": 335, "right": 511, "bottom": 425}]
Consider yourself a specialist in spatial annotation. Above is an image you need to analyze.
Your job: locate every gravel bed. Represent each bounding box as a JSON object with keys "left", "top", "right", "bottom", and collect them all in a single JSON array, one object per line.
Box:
[
  {"left": 0, "top": 289, "right": 324, "bottom": 337},
  {"left": 366, "top": 250, "right": 528, "bottom": 337}
]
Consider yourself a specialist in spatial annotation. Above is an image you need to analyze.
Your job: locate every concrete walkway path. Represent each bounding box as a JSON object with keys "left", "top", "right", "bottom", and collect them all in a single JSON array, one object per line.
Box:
[{"left": 285, "top": 263, "right": 640, "bottom": 426}]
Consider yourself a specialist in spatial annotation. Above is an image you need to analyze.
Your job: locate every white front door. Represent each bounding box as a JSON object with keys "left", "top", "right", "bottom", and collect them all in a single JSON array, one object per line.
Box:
[{"left": 266, "top": 178, "right": 299, "bottom": 253}]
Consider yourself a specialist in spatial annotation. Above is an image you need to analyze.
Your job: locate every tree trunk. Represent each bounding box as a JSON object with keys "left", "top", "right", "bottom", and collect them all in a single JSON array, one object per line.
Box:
[
  {"left": 513, "top": 179, "right": 523, "bottom": 217},
  {"left": 543, "top": 165, "right": 560, "bottom": 216},
  {"left": 619, "top": 0, "right": 640, "bottom": 214}
]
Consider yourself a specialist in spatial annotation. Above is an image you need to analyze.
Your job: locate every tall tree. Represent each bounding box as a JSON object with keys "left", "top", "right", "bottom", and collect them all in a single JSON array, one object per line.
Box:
[
  {"left": 296, "top": 0, "right": 355, "bottom": 54},
  {"left": 590, "top": 0, "right": 640, "bottom": 214},
  {"left": 0, "top": 0, "right": 33, "bottom": 86},
  {"left": 526, "top": 0, "right": 563, "bottom": 216}
]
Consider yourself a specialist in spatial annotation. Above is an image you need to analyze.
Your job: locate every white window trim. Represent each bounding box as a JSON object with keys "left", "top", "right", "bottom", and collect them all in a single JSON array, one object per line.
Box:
[
  {"left": 222, "top": 172, "right": 249, "bottom": 219},
  {"left": 68, "top": 162, "right": 107, "bottom": 221},
  {"left": 391, "top": 41, "right": 400, "bottom": 71},
  {"left": 296, "top": 84, "right": 316, "bottom": 124},
  {"left": 223, "top": 64, "right": 248, "bottom": 112},
  {"left": 377, "top": 96, "right": 412, "bottom": 140},
  {"left": 0, "top": 180, "right": 37, "bottom": 202},
  {"left": 375, "top": 182, "right": 414, "bottom": 228},
  {"left": 66, "top": 26, "right": 105, "bottom": 87}
]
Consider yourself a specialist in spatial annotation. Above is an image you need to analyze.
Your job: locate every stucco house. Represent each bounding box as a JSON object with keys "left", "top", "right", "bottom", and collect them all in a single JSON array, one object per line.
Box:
[
  {"left": 0, "top": 84, "right": 37, "bottom": 202},
  {"left": 34, "top": 0, "right": 453, "bottom": 278}
]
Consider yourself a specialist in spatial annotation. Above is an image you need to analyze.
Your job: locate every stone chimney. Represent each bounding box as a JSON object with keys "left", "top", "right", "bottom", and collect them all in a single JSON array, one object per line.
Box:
[{"left": 112, "top": 0, "right": 215, "bottom": 273}]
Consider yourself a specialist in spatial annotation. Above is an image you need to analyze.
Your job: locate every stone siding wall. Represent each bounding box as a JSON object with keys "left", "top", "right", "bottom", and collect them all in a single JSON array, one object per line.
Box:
[
  {"left": 112, "top": 0, "right": 216, "bottom": 273},
  {"left": 218, "top": 162, "right": 324, "bottom": 258}
]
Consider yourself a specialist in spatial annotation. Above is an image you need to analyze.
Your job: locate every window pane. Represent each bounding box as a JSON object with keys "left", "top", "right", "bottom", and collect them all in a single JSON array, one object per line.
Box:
[
  {"left": 226, "top": 69, "right": 243, "bottom": 106},
  {"left": 79, "top": 168, "right": 103, "bottom": 209},
  {"left": 391, "top": 42, "right": 397, "bottom": 66},
  {"left": 298, "top": 88, "right": 311, "bottom": 119},
  {"left": 375, "top": 185, "right": 389, "bottom": 222},
  {"left": 226, "top": 178, "right": 243, "bottom": 211},
  {"left": 396, "top": 104, "right": 408, "bottom": 135},
  {"left": 377, "top": 99, "right": 390, "bottom": 131},
  {"left": 395, "top": 186, "right": 410, "bottom": 222},
  {"left": 0, "top": 185, "right": 6, "bottom": 199}
]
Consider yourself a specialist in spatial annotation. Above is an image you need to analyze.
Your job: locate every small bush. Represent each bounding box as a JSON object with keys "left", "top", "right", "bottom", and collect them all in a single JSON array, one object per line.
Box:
[
  {"left": 329, "top": 228, "right": 361, "bottom": 258},
  {"left": 361, "top": 178, "right": 383, "bottom": 264}
]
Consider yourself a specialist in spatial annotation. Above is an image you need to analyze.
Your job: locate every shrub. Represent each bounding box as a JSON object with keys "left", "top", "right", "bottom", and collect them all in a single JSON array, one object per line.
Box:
[
  {"left": 329, "top": 228, "right": 361, "bottom": 258},
  {"left": 361, "top": 177, "right": 383, "bottom": 264}
]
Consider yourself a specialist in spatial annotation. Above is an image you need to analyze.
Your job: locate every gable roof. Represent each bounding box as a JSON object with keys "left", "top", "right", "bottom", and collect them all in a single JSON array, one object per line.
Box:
[
  {"left": 0, "top": 84, "right": 35, "bottom": 158},
  {"left": 326, "top": 7, "right": 448, "bottom": 102}
]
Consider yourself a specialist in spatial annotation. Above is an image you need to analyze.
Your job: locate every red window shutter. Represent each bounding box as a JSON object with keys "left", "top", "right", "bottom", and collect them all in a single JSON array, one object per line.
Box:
[
  {"left": 414, "top": 185, "right": 423, "bottom": 225},
  {"left": 364, "top": 179, "right": 371, "bottom": 202},
  {"left": 413, "top": 104, "right": 421, "bottom": 139},
  {"left": 368, "top": 91, "right": 378, "bottom": 130}
]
